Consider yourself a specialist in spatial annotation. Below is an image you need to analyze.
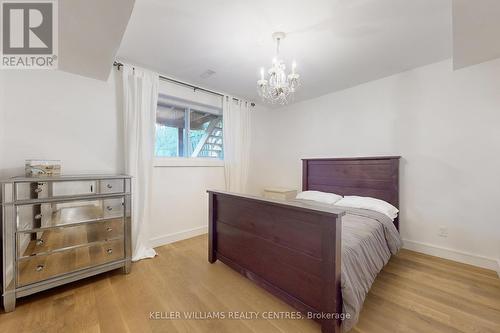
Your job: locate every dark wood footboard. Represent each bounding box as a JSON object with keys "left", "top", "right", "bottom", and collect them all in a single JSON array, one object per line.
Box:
[{"left": 208, "top": 191, "right": 345, "bottom": 333}]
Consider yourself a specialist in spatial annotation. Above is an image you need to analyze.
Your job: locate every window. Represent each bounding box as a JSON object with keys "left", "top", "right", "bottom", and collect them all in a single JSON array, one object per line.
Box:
[{"left": 155, "top": 100, "right": 223, "bottom": 159}]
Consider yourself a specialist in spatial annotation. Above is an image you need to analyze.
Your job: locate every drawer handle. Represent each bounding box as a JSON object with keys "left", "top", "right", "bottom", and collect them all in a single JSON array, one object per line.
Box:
[
  {"left": 106, "top": 184, "right": 113, "bottom": 189},
  {"left": 106, "top": 248, "right": 113, "bottom": 254},
  {"left": 106, "top": 206, "right": 113, "bottom": 211},
  {"left": 35, "top": 264, "right": 44, "bottom": 272},
  {"left": 34, "top": 188, "right": 43, "bottom": 193},
  {"left": 34, "top": 214, "right": 43, "bottom": 219},
  {"left": 106, "top": 227, "right": 113, "bottom": 232},
  {"left": 36, "top": 239, "right": 44, "bottom": 246}
]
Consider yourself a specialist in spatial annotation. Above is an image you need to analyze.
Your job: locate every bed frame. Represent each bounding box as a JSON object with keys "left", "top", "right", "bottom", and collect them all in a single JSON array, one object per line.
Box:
[{"left": 208, "top": 156, "right": 400, "bottom": 333}]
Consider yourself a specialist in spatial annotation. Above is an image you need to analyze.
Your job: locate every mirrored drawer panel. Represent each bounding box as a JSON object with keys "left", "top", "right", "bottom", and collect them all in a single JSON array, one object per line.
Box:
[
  {"left": 99, "top": 179, "right": 124, "bottom": 194},
  {"left": 103, "top": 198, "right": 124, "bottom": 219},
  {"left": 17, "top": 219, "right": 124, "bottom": 258},
  {"left": 17, "top": 198, "right": 124, "bottom": 231},
  {"left": 15, "top": 180, "right": 98, "bottom": 201},
  {"left": 17, "top": 238, "right": 124, "bottom": 287}
]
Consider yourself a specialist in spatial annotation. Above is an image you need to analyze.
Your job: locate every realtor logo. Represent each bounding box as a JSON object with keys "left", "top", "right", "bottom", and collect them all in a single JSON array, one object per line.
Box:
[{"left": 1, "top": 0, "right": 58, "bottom": 69}]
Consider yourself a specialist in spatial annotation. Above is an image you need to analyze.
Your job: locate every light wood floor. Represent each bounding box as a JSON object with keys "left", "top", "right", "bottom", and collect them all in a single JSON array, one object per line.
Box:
[{"left": 1, "top": 235, "right": 499, "bottom": 333}]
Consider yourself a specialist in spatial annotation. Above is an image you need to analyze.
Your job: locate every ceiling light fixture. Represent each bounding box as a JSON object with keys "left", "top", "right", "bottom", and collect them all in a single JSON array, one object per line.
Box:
[{"left": 257, "top": 32, "right": 300, "bottom": 105}]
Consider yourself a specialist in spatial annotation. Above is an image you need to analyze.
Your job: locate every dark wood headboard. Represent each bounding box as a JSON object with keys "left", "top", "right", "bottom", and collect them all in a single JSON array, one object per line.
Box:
[{"left": 302, "top": 156, "right": 400, "bottom": 229}]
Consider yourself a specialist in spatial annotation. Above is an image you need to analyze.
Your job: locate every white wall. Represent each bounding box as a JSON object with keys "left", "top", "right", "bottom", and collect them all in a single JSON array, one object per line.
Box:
[
  {"left": 0, "top": 73, "right": 5, "bottom": 173},
  {"left": 0, "top": 69, "right": 255, "bottom": 249},
  {"left": 149, "top": 166, "right": 225, "bottom": 246},
  {"left": 149, "top": 80, "right": 269, "bottom": 246},
  {"left": 0, "top": 70, "right": 124, "bottom": 178},
  {"left": 148, "top": 80, "right": 227, "bottom": 246},
  {"left": 4, "top": 60, "right": 497, "bottom": 271},
  {"left": 248, "top": 58, "right": 500, "bottom": 271}
]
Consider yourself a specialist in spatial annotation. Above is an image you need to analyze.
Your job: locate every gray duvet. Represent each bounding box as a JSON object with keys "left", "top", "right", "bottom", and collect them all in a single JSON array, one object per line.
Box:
[
  {"left": 338, "top": 206, "right": 402, "bottom": 331},
  {"left": 292, "top": 200, "right": 403, "bottom": 331}
]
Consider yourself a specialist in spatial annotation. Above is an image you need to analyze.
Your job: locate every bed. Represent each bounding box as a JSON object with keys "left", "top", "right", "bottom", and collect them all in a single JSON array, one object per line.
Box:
[{"left": 208, "top": 156, "right": 401, "bottom": 332}]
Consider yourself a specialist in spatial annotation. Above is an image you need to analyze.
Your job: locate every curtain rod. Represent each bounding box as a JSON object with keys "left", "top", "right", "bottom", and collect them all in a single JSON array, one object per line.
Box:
[{"left": 113, "top": 61, "right": 255, "bottom": 107}]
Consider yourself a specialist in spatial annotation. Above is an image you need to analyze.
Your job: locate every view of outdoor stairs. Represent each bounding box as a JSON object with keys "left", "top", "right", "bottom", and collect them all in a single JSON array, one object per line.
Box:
[{"left": 192, "top": 118, "right": 223, "bottom": 158}]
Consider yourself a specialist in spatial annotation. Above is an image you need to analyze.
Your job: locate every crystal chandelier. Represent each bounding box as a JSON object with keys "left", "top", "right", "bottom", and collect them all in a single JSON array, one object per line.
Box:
[{"left": 257, "top": 32, "right": 300, "bottom": 105}]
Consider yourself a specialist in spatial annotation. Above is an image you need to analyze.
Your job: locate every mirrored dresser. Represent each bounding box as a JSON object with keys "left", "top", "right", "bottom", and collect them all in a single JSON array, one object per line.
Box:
[{"left": 0, "top": 175, "right": 132, "bottom": 312}]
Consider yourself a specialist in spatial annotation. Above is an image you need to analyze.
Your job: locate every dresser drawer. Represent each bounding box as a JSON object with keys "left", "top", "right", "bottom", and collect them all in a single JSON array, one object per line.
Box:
[
  {"left": 17, "top": 198, "right": 124, "bottom": 231},
  {"left": 103, "top": 198, "right": 124, "bottom": 219},
  {"left": 17, "top": 238, "right": 124, "bottom": 286},
  {"left": 99, "top": 179, "right": 124, "bottom": 194},
  {"left": 17, "top": 219, "right": 124, "bottom": 258},
  {"left": 15, "top": 180, "right": 97, "bottom": 201}
]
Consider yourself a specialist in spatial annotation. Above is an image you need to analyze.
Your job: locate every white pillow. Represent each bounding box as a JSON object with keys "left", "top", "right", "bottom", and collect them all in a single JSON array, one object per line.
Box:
[
  {"left": 334, "top": 196, "right": 399, "bottom": 220},
  {"left": 295, "top": 191, "right": 343, "bottom": 205}
]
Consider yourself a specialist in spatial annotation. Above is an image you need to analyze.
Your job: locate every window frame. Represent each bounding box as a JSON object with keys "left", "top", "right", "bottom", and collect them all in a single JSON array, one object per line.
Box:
[
  {"left": 153, "top": 157, "right": 224, "bottom": 168},
  {"left": 154, "top": 96, "right": 224, "bottom": 167}
]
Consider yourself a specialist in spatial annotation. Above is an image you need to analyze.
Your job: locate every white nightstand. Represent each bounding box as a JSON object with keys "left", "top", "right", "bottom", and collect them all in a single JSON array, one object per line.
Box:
[{"left": 263, "top": 187, "right": 298, "bottom": 201}]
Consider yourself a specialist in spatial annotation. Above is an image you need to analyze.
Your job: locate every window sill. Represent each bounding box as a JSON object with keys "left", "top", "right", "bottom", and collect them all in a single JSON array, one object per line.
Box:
[{"left": 153, "top": 158, "right": 225, "bottom": 168}]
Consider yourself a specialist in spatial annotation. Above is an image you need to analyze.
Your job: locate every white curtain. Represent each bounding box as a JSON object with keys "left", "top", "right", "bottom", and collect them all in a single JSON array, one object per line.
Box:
[
  {"left": 223, "top": 96, "right": 252, "bottom": 193},
  {"left": 122, "top": 65, "right": 159, "bottom": 261}
]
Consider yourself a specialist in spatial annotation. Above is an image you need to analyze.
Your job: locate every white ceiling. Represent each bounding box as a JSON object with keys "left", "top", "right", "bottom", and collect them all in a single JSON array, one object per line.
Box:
[
  {"left": 59, "top": 0, "right": 135, "bottom": 80},
  {"left": 118, "top": 0, "right": 452, "bottom": 103},
  {"left": 452, "top": 0, "right": 500, "bottom": 70}
]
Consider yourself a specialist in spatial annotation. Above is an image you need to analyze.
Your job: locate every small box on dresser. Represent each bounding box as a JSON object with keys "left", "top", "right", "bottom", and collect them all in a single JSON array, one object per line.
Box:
[{"left": 0, "top": 175, "right": 132, "bottom": 312}]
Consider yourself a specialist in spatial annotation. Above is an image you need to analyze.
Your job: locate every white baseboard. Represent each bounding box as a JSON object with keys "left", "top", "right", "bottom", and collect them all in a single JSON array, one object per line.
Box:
[
  {"left": 150, "top": 226, "right": 208, "bottom": 248},
  {"left": 403, "top": 239, "right": 499, "bottom": 273},
  {"left": 148, "top": 232, "right": 500, "bottom": 277}
]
